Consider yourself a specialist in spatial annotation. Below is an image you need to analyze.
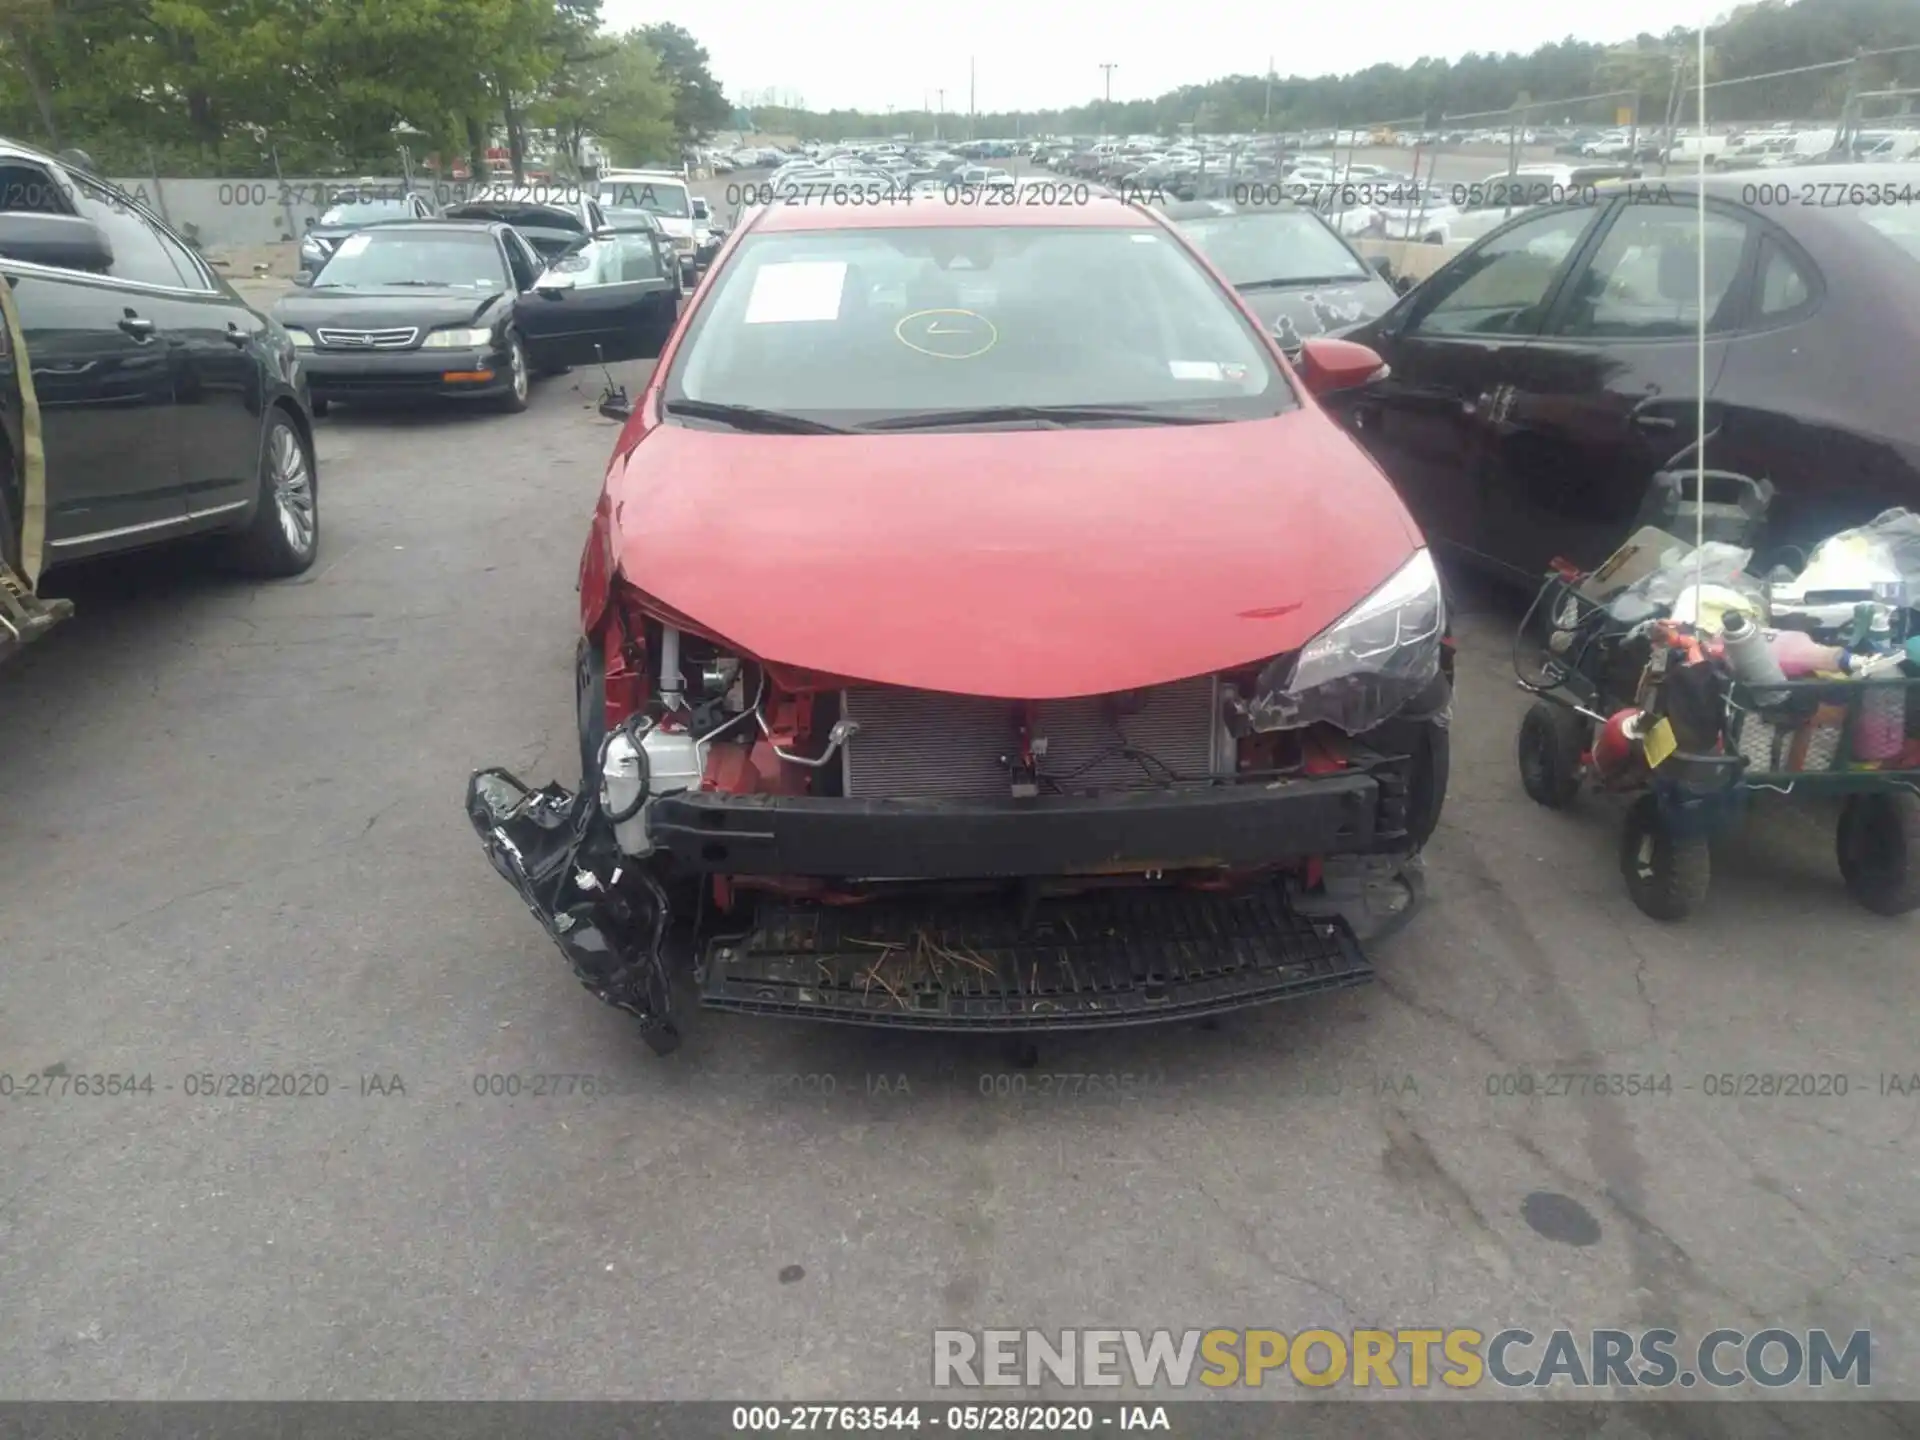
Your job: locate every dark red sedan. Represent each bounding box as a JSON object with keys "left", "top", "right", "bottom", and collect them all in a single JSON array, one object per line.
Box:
[
  {"left": 1340, "top": 162, "right": 1920, "bottom": 578},
  {"left": 467, "top": 192, "right": 1453, "bottom": 1052}
]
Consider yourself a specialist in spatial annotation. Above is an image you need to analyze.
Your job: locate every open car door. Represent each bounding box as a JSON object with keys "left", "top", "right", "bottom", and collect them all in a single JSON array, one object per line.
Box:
[{"left": 514, "top": 226, "right": 681, "bottom": 370}]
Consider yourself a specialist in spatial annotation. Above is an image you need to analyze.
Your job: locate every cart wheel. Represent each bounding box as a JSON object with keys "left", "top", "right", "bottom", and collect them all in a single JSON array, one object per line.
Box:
[
  {"left": 1518, "top": 701, "right": 1588, "bottom": 809},
  {"left": 1620, "top": 793, "right": 1710, "bottom": 921},
  {"left": 1836, "top": 791, "right": 1920, "bottom": 916}
]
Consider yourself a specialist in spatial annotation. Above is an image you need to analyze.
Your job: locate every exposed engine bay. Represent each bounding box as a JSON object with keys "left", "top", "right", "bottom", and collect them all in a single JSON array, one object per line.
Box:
[{"left": 467, "top": 587, "right": 1453, "bottom": 1055}]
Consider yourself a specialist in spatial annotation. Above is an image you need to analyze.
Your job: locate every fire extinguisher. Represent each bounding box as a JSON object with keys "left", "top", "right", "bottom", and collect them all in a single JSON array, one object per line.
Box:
[{"left": 1591, "top": 707, "right": 1649, "bottom": 784}]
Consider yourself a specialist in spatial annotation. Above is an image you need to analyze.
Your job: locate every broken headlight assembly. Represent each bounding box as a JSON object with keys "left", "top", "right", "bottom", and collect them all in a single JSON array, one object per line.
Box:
[{"left": 1242, "top": 548, "right": 1445, "bottom": 735}]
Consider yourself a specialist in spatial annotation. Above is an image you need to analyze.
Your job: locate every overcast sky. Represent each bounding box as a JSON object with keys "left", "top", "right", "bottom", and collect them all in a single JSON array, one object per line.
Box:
[{"left": 600, "top": 0, "right": 1712, "bottom": 113}]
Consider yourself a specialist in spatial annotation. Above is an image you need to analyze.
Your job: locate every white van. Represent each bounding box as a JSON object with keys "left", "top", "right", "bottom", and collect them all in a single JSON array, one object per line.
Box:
[{"left": 1666, "top": 133, "right": 1731, "bottom": 165}]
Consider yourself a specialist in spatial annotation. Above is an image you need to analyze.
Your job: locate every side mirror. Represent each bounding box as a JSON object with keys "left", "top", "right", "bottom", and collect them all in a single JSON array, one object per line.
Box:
[
  {"left": 598, "top": 384, "right": 632, "bottom": 422},
  {"left": 1392, "top": 274, "right": 1416, "bottom": 297},
  {"left": 1368, "top": 254, "right": 1394, "bottom": 281},
  {"left": 1295, "top": 336, "right": 1390, "bottom": 397},
  {"left": 290, "top": 271, "right": 313, "bottom": 287},
  {"left": 533, "top": 274, "right": 573, "bottom": 298},
  {"left": 0, "top": 212, "right": 113, "bottom": 272}
]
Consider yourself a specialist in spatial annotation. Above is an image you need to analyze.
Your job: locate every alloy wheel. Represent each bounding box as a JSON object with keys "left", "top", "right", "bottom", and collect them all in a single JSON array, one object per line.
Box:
[{"left": 271, "top": 423, "right": 315, "bottom": 555}]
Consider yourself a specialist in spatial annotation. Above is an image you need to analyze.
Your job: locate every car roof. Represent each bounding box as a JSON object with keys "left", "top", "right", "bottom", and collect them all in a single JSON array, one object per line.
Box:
[
  {"left": 747, "top": 195, "right": 1155, "bottom": 233},
  {"left": 442, "top": 198, "right": 586, "bottom": 222},
  {"left": 1624, "top": 159, "right": 1920, "bottom": 193},
  {"left": 345, "top": 218, "right": 510, "bottom": 235}
]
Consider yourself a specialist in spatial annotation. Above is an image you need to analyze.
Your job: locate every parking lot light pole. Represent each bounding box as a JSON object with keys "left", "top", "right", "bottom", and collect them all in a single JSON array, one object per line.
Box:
[{"left": 1100, "top": 63, "right": 1118, "bottom": 138}]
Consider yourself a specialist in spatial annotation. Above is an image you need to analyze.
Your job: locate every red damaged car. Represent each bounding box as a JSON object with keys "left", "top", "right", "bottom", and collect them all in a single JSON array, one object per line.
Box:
[{"left": 467, "top": 194, "right": 1453, "bottom": 1054}]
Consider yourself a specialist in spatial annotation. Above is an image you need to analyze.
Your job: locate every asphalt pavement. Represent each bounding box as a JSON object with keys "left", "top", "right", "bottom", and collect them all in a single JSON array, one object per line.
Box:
[{"left": 1, "top": 214, "right": 1916, "bottom": 1412}]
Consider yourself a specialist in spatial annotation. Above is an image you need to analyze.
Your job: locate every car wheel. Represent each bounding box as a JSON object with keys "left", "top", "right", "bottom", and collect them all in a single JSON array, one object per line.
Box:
[
  {"left": 1836, "top": 791, "right": 1920, "bottom": 916},
  {"left": 310, "top": 397, "right": 330, "bottom": 418},
  {"left": 1517, "top": 700, "right": 1587, "bottom": 809},
  {"left": 1619, "top": 793, "right": 1710, "bottom": 921},
  {"left": 224, "top": 407, "right": 318, "bottom": 577},
  {"left": 495, "top": 333, "right": 531, "bottom": 414}
]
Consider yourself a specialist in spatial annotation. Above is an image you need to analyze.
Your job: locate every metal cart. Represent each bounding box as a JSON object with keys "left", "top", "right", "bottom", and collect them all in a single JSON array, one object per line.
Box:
[{"left": 1509, "top": 463, "right": 1920, "bottom": 921}]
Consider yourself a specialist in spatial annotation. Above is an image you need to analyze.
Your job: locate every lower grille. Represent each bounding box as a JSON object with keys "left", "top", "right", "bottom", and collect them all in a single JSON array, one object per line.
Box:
[
  {"left": 700, "top": 887, "right": 1372, "bottom": 1030},
  {"left": 840, "top": 677, "right": 1223, "bottom": 800}
]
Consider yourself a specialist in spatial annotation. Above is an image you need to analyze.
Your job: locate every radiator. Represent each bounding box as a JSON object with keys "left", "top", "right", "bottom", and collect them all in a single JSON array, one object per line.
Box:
[{"left": 840, "top": 677, "right": 1224, "bottom": 800}]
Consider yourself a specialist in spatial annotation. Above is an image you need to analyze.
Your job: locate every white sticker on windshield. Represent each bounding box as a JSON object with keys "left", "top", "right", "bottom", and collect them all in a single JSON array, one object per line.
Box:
[
  {"left": 1169, "top": 361, "right": 1225, "bottom": 381},
  {"left": 744, "top": 261, "right": 847, "bottom": 324},
  {"left": 1130, "top": 234, "right": 1159, "bottom": 243},
  {"left": 336, "top": 233, "right": 372, "bottom": 258}
]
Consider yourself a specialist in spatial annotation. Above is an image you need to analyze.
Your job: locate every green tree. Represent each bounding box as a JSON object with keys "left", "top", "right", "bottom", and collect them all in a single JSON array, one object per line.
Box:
[
  {"left": 531, "top": 28, "right": 676, "bottom": 169},
  {"left": 639, "top": 21, "right": 729, "bottom": 143}
]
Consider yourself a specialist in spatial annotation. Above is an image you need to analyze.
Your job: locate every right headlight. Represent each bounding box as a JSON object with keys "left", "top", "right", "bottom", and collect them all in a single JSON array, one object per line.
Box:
[
  {"left": 1242, "top": 548, "right": 1446, "bottom": 735},
  {"left": 422, "top": 327, "right": 493, "bottom": 348}
]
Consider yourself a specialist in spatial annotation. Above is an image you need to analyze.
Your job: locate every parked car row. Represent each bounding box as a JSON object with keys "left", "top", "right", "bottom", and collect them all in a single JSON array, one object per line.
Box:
[{"left": 0, "top": 134, "right": 731, "bottom": 656}]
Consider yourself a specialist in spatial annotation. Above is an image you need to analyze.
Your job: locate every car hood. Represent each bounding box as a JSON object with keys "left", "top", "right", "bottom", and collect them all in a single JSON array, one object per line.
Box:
[
  {"left": 1237, "top": 279, "right": 1399, "bottom": 352},
  {"left": 272, "top": 288, "right": 504, "bottom": 330},
  {"left": 606, "top": 410, "right": 1423, "bottom": 699}
]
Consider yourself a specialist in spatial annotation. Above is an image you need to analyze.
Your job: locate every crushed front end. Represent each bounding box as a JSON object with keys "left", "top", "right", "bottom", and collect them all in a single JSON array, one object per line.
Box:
[{"left": 467, "top": 552, "right": 1452, "bottom": 1052}]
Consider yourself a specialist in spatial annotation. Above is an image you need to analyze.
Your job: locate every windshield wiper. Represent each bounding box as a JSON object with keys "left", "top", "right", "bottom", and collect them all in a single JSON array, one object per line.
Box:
[
  {"left": 1237, "top": 274, "right": 1367, "bottom": 291},
  {"left": 860, "top": 404, "right": 1229, "bottom": 431},
  {"left": 662, "top": 399, "right": 853, "bottom": 435}
]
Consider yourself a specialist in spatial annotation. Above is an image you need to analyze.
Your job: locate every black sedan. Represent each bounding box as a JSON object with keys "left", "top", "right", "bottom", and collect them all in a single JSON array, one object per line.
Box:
[
  {"left": 439, "top": 192, "right": 608, "bottom": 265},
  {"left": 1158, "top": 199, "right": 1401, "bottom": 355},
  {"left": 0, "top": 138, "right": 318, "bottom": 663},
  {"left": 273, "top": 220, "right": 680, "bottom": 416},
  {"left": 1335, "top": 162, "right": 1920, "bottom": 580}
]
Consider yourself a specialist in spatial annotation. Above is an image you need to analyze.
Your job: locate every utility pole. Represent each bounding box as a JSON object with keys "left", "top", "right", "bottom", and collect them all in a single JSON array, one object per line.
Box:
[
  {"left": 937, "top": 88, "right": 945, "bottom": 142},
  {"left": 1264, "top": 57, "right": 1274, "bottom": 133},
  {"left": 1100, "top": 62, "right": 1118, "bottom": 138},
  {"left": 970, "top": 57, "right": 977, "bottom": 142}
]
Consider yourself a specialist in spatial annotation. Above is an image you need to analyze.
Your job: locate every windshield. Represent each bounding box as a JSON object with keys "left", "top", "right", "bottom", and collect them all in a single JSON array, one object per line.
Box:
[
  {"left": 1174, "top": 210, "right": 1369, "bottom": 287},
  {"left": 601, "top": 179, "right": 692, "bottom": 219},
  {"left": 1859, "top": 205, "right": 1920, "bottom": 266},
  {"left": 665, "top": 223, "right": 1290, "bottom": 423},
  {"left": 318, "top": 199, "right": 414, "bottom": 225},
  {"left": 311, "top": 229, "right": 508, "bottom": 290}
]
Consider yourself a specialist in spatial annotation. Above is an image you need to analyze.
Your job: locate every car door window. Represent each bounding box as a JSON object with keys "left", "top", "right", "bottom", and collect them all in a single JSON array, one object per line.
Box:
[
  {"left": 503, "top": 234, "right": 538, "bottom": 290},
  {"left": 70, "top": 175, "right": 193, "bottom": 287},
  {"left": 619, "top": 235, "right": 665, "bottom": 283},
  {"left": 1413, "top": 206, "right": 1594, "bottom": 338},
  {"left": 1550, "top": 204, "right": 1750, "bottom": 340},
  {"left": 151, "top": 224, "right": 213, "bottom": 291},
  {"left": 1756, "top": 238, "right": 1813, "bottom": 317}
]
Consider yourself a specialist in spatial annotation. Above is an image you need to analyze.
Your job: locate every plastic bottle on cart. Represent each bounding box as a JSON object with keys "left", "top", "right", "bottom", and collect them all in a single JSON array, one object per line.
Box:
[{"left": 1720, "top": 609, "right": 1791, "bottom": 707}]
